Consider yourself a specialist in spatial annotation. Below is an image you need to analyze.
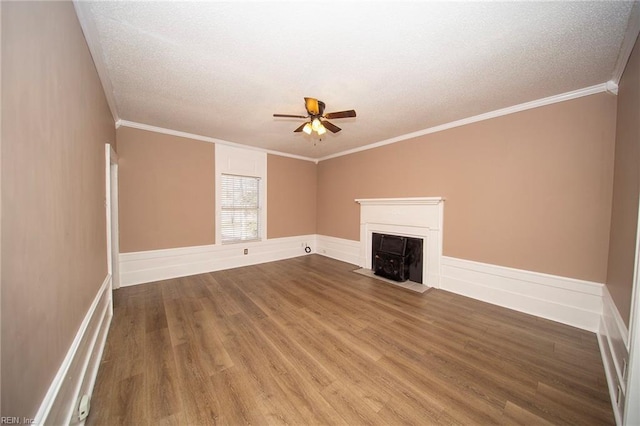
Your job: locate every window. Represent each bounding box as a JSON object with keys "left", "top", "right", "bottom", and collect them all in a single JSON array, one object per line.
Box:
[
  {"left": 220, "top": 174, "right": 261, "bottom": 244},
  {"left": 215, "top": 144, "right": 266, "bottom": 244}
]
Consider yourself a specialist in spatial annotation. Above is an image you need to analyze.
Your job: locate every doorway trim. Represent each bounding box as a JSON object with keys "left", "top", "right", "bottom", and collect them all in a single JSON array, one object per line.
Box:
[
  {"left": 623, "top": 196, "right": 640, "bottom": 425},
  {"left": 105, "top": 144, "right": 120, "bottom": 290}
]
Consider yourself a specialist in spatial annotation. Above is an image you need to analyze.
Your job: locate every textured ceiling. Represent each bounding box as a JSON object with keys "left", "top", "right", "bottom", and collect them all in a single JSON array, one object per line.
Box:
[{"left": 75, "top": 1, "right": 635, "bottom": 160}]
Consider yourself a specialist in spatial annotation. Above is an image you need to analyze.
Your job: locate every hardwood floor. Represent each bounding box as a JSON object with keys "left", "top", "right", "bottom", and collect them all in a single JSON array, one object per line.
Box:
[{"left": 88, "top": 255, "right": 614, "bottom": 425}]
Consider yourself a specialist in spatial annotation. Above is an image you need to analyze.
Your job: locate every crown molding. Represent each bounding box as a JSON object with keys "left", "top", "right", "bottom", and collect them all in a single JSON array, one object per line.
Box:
[
  {"left": 611, "top": 1, "right": 640, "bottom": 85},
  {"left": 605, "top": 80, "right": 619, "bottom": 96},
  {"left": 317, "top": 83, "right": 611, "bottom": 162},
  {"left": 73, "top": 1, "right": 120, "bottom": 123},
  {"left": 117, "top": 120, "right": 318, "bottom": 163},
  {"left": 117, "top": 83, "right": 610, "bottom": 165}
]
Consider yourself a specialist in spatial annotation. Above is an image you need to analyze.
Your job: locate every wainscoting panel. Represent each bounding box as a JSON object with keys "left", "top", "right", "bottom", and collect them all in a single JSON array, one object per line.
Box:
[
  {"left": 119, "top": 235, "right": 316, "bottom": 286},
  {"left": 441, "top": 256, "right": 604, "bottom": 332},
  {"left": 315, "top": 234, "right": 361, "bottom": 266},
  {"left": 34, "top": 275, "right": 113, "bottom": 425},
  {"left": 598, "top": 285, "right": 629, "bottom": 425}
]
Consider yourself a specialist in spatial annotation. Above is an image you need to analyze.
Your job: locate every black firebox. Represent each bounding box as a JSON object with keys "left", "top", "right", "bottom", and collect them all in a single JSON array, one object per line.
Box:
[{"left": 372, "top": 233, "right": 423, "bottom": 283}]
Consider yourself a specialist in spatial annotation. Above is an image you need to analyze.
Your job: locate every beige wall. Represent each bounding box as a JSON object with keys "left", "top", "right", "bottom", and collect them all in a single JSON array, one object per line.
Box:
[
  {"left": 117, "top": 127, "right": 215, "bottom": 252},
  {"left": 1, "top": 1, "right": 114, "bottom": 418},
  {"left": 606, "top": 35, "right": 640, "bottom": 327},
  {"left": 318, "top": 93, "right": 617, "bottom": 283},
  {"left": 267, "top": 155, "right": 317, "bottom": 238},
  {"left": 118, "top": 129, "right": 319, "bottom": 251},
  {"left": 117, "top": 93, "right": 617, "bottom": 286}
]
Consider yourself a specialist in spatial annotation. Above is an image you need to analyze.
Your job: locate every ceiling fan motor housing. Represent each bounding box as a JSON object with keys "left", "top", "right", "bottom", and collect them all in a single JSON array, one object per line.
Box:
[{"left": 274, "top": 97, "right": 356, "bottom": 134}]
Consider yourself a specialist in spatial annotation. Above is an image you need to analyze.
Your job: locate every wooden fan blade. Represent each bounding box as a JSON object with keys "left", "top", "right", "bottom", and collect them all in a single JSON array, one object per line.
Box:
[
  {"left": 304, "top": 97, "right": 319, "bottom": 115},
  {"left": 293, "top": 123, "right": 307, "bottom": 132},
  {"left": 322, "top": 120, "right": 341, "bottom": 133},
  {"left": 324, "top": 110, "right": 356, "bottom": 119},
  {"left": 273, "top": 114, "right": 307, "bottom": 118}
]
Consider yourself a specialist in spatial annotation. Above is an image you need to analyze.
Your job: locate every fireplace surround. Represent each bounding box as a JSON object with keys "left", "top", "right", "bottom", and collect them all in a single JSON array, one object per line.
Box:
[{"left": 355, "top": 197, "right": 444, "bottom": 288}]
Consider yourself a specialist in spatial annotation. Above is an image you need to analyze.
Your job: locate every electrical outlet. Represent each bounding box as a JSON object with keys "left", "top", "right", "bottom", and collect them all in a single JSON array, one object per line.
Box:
[
  {"left": 77, "top": 394, "right": 90, "bottom": 421},
  {"left": 243, "top": 248, "right": 248, "bottom": 255}
]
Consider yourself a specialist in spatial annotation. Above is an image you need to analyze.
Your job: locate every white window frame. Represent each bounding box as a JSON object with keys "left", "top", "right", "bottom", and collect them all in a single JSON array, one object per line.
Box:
[
  {"left": 220, "top": 174, "right": 262, "bottom": 244},
  {"left": 215, "top": 144, "right": 267, "bottom": 245}
]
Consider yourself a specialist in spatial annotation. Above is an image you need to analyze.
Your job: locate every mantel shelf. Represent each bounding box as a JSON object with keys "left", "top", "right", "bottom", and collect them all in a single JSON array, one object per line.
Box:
[{"left": 355, "top": 197, "right": 444, "bottom": 206}]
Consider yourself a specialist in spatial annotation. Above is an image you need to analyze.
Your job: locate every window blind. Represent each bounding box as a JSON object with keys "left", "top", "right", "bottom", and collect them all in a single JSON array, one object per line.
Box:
[{"left": 220, "top": 174, "right": 261, "bottom": 244}]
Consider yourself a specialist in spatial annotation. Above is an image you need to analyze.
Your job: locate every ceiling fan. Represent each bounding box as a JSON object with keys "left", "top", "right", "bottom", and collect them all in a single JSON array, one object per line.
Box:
[{"left": 273, "top": 97, "right": 356, "bottom": 135}]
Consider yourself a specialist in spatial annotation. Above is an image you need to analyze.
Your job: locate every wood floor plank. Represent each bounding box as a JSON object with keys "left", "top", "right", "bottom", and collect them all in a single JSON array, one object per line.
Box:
[
  {"left": 143, "top": 286, "right": 168, "bottom": 333},
  {"left": 194, "top": 277, "right": 243, "bottom": 341},
  {"left": 209, "top": 367, "right": 264, "bottom": 425},
  {"left": 116, "top": 373, "right": 147, "bottom": 425},
  {"left": 370, "top": 320, "right": 540, "bottom": 412},
  {"left": 214, "top": 270, "right": 268, "bottom": 321},
  {"left": 88, "top": 255, "right": 614, "bottom": 425},
  {"left": 172, "top": 341, "right": 221, "bottom": 425},
  {"left": 144, "top": 328, "right": 182, "bottom": 423},
  {"left": 226, "top": 312, "right": 349, "bottom": 424},
  {"left": 501, "top": 400, "right": 556, "bottom": 426},
  {"left": 376, "top": 354, "right": 506, "bottom": 425},
  {"left": 272, "top": 307, "right": 394, "bottom": 411},
  {"left": 535, "top": 381, "right": 615, "bottom": 424},
  {"left": 189, "top": 312, "right": 235, "bottom": 376},
  {"left": 319, "top": 380, "right": 385, "bottom": 425},
  {"left": 382, "top": 317, "right": 542, "bottom": 396},
  {"left": 86, "top": 360, "right": 118, "bottom": 425},
  {"left": 376, "top": 393, "right": 443, "bottom": 425},
  {"left": 223, "top": 315, "right": 317, "bottom": 425},
  {"left": 249, "top": 314, "right": 338, "bottom": 389}
]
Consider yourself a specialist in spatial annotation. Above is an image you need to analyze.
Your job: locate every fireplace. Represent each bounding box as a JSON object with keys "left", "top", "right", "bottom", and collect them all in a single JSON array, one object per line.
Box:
[
  {"left": 355, "top": 197, "right": 444, "bottom": 288},
  {"left": 372, "top": 233, "right": 423, "bottom": 282}
]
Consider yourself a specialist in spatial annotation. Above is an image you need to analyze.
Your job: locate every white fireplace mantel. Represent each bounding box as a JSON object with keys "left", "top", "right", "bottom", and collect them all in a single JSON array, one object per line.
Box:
[
  {"left": 355, "top": 197, "right": 444, "bottom": 206},
  {"left": 356, "top": 197, "right": 444, "bottom": 288}
]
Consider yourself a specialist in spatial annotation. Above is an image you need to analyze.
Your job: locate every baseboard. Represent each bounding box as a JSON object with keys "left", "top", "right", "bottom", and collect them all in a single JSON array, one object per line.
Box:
[
  {"left": 315, "top": 234, "right": 360, "bottom": 266},
  {"left": 33, "top": 275, "right": 113, "bottom": 425},
  {"left": 597, "top": 285, "right": 629, "bottom": 425},
  {"left": 119, "top": 235, "right": 316, "bottom": 286},
  {"left": 440, "top": 256, "right": 604, "bottom": 332}
]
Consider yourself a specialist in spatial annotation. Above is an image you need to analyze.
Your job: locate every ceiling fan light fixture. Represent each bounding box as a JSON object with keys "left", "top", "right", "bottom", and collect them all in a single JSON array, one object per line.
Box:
[{"left": 274, "top": 97, "right": 354, "bottom": 137}]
